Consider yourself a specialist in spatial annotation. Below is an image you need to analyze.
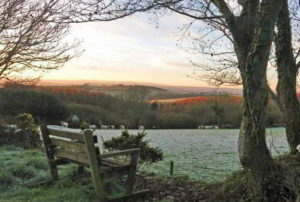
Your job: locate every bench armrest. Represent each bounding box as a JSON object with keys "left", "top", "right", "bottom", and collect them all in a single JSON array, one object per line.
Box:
[{"left": 101, "top": 148, "right": 140, "bottom": 159}]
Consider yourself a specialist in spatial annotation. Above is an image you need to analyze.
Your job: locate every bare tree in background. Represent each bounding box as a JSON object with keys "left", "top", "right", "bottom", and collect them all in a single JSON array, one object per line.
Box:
[
  {"left": 0, "top": 0, "right": 82, "bottom": 83},
  {"left": 184, "top": 1, "right": 299, "bottom": 87},
  {"left": 271, "top": 1, "right": 300, "bottom": 154},
  {"left": 121, "top": 86, "right": 149, "bottom": 128}
]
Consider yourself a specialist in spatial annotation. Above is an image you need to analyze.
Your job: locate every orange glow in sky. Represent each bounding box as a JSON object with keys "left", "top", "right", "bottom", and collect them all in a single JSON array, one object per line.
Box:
[
  {"left": 42, "top": 14, "right": 278, "bottom": 89},
  {"left": 42, "top": 15, "right": 211, "bottom": 87}
]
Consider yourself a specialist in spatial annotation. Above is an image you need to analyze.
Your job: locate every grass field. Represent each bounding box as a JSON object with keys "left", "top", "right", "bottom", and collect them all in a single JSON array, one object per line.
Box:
[
  {"left": 96, "top": 128, "right": 289, "bottom": 183},
  {"left": 0, "top": 146, "right": 98, "bottom": 202},
  {"left": 1, "top": 128, "right": 288, "bottom": 201},
  {"left": 0, "top": 145, "right": 204, "bottom": 202}
]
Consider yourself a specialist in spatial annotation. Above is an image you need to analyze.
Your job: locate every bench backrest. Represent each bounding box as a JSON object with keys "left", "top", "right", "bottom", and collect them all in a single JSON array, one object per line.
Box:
[{"left": 41, "top": 125, "right": 97, "bottom": 166}]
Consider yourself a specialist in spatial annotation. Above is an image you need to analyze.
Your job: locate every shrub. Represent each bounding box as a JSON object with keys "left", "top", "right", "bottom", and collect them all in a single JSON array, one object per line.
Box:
[
  {"left": 66, "top": 103, "right": 123, "bottom": 126},
  {"left": 15, "top": 113, "right": 41, "bottom": 149},
  {"left": 80, "top": 120, "right": 89, "bottom": 130},
  {"left": 0, "top": 114, "right": 41, "bottom": 149},
  {"left": 157, "top": 112, "right": 196, "bottom": 129},
  {"left": 0, "top": 88, "right": 67, "bottom": 123},
  {"left": 103, "top": 130, "right": 163, "bottom": 163},
  {"left": 0, "top": 119, "right": 17, "bottom": 146}
]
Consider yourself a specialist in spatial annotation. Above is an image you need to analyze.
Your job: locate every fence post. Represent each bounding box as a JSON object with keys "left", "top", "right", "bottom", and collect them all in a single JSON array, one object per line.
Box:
[{"left": 170, "top": 161, "right": 174, "bottom": 176}]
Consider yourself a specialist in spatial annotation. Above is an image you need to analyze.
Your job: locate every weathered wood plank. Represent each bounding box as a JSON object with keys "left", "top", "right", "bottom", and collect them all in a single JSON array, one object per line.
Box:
[
  {"left": 40, "top": 125, "right": 59, "bottom": 181},
  {"left": 126, "top": 150, "right": 140, "bottom": 194},
  {"left": 53, "top": 148, "right": 89, "bottom": 165},
  {"left": 47, "top": 127, "right": 84, "bottom": 141},
  {"left": 101, "top": 148, "right": 140, "bottom": 159},
  {"left": 101, "top": 159, "right": 122, "bottom": 166},
  {"left": 50, "top": 137, "right": 86, "bottom": 153},
  {"left": 83, "top": 130, "right": 106, "bottom": 200}
]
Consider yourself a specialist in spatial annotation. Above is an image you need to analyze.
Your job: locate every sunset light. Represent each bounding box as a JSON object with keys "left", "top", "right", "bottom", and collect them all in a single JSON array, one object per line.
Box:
[{"left": 1, "top": 0, "right": 299, "bottom": 201}]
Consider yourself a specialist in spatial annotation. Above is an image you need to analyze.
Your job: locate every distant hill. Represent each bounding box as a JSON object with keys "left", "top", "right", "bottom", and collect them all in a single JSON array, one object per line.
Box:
[
  {"left": 156, "top": 85, "right": 242, "bottom": 95},
  {"left": 39, "top": 79, "right": 243, "bottom": 96},
  {"left": 35, "top": 82, "right": 167, "bottom": 100},
  {"left": 154, "top": 95, "right": 243, "bottom": 104}
]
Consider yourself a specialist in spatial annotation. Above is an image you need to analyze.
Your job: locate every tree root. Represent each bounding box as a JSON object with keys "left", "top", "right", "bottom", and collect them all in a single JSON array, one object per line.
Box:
[{"left": 213, "top": 155, "right": 300, "bottom": 202}]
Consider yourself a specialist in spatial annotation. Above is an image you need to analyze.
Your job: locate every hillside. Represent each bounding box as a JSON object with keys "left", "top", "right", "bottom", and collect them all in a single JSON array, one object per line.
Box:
[
  {"left": 153, "top": 95, "right": 243, "bottom": 104},
  {"left": 38, "top": 79, "right": 243, "bottom": 96},
  {"left": 1, "top": 79, "right": 244, "bottom": 101}
]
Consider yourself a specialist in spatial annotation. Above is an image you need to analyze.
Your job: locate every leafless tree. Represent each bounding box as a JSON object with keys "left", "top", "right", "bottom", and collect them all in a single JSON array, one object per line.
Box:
[
  {"left": 0, "top": 0, "right": 82, "bottom": 82},
  {"left": 121, "top": 86, "right": 149, "bottom": 128},
  {"left": 271, "top": 0, "right": 300, "bottom": 154}
]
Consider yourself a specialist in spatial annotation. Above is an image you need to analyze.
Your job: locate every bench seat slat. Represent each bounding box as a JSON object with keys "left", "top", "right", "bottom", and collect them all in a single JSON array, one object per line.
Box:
[
  {"left": 54, "top": 148, "right": 89, "bottom": 165},
  {"left": 50, "top": 137, "right": 86, "bottom": 153},
  {"left": 101, "top": 159, "right": 129, "bottom": 168},
  {"left": 100, "top": 148, "right": 140, "bottom": 159},
  {"left": 47, "top": 127, "right": 84, "bottom": 141}
]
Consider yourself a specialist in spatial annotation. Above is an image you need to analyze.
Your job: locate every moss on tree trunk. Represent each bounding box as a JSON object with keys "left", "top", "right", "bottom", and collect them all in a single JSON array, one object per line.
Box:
[{"left": 275, "top": 0, "right": 300, "bottom": 154}]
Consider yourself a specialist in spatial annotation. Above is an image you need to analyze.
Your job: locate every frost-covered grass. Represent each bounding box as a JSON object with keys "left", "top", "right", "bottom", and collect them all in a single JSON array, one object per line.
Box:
[
  {"left": 0, "top": 145, "right": 95, "bottom": 202},
  {"left": 1, "top": 128, "right": 288, "bottom": 201},
  {"left": 97, "top": 128, "right": 289, "bottom": 184}
]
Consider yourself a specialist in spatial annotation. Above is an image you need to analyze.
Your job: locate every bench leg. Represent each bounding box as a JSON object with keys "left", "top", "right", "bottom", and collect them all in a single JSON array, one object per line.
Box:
[
  {"left": 126, "top": 152, "right": 139, "bottom": 194},
  {"left": 49, "top": 160, "right": 59, "bottom": 181},
  {"left": 41, "top": 125, "right": 59, "bottom": 181},
  {"left": 77, "top": 165, "right": 85, "bottom": 175},
  {"left": 83, "top": 130, "right": 106, "bottom": 200}
]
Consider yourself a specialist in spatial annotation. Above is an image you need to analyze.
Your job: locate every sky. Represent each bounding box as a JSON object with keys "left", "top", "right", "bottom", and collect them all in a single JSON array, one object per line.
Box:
[{"left": 42, "top": 14, "right": 212, "bottom": 87}]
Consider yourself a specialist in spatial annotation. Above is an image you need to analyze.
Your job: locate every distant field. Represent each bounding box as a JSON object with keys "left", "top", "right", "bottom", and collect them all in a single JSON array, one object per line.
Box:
[
  {"left": 96, "top": 128, "right": 288, "bottom": 183},
  {"left": 150, "top": 97, "right": 186, "bottom": 103},
  {"left": 153, "top": 95, "right": 243, "bottom": 104}
]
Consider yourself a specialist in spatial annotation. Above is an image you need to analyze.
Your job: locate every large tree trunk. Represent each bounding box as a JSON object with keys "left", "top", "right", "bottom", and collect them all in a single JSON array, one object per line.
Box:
[
  {"left": 238, "top": 54, "right": 274, "bottom": 199},
  {"left": 275, "top": 0, "right": 300, "bottom": 154},
  {"left": 235, "top": 0, "right": 283, "bottom": 198},
  {"left": 237, "top": 0, "right": 282, "bottom": 169},
  {"left": 239, "top": 74, "right": 272, "bottom": 170}
]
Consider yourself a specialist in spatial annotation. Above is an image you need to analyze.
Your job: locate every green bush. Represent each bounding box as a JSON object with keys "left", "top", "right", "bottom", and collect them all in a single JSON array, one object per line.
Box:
[
  {"left": 0, "top": 87, "right": 67, "bottom": 123},
  {"left": 80, "top": 120, "right": 89, "bottom": 130},
  {"left": 15, "top": 113, "right": 41, "bottom": 149},
  {"left": 66, "top": 103, "right": 124, "bottom": 126},
  {"left": 103, "top": 130, "right": 163, "bottom": 163},
  {"left": 0, "top": 119, "right": 15, "bottom": 146},
  {"left": 157, "top": 112, "right": 196, "bottom": 129},
  {"left": 0, "top": 114, "right": 41, "bottom": 149}
]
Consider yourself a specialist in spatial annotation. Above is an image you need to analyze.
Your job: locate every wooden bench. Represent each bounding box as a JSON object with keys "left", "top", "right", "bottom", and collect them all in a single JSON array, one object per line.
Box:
[{"left": 40, "top": 125, "right": 149, "bottom": 201}]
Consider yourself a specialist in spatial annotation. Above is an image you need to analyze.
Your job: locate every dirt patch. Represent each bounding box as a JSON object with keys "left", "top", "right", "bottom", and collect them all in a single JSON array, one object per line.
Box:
[
  {"left": 68, "top": 171, "right": 219, "bottom": 201},
  {"left": 135, "top": 173, "right": 219, "bottom": 202}
]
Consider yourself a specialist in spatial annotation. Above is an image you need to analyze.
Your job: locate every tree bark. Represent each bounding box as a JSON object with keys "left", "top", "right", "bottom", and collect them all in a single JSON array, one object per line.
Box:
[
  {"left": 236, "top": 0, "right": 283, "bottom": 198},
  {"left": 237, "top": 0, "right": 282, "bottom": 168},
  {"left": 275, "top": 0, "right": 300, "bottom": 154}
]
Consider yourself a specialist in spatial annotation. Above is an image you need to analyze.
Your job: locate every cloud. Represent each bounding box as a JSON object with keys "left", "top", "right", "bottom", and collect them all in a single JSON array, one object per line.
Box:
[{"left": 44, "top": 13, "right": 206, "bottom": 86}]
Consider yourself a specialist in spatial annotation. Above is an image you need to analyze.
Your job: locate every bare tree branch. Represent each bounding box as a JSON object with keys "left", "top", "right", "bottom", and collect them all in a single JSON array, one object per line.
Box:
[{"left": 0, "top": 0, "right": 82, "bottom": 82}]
